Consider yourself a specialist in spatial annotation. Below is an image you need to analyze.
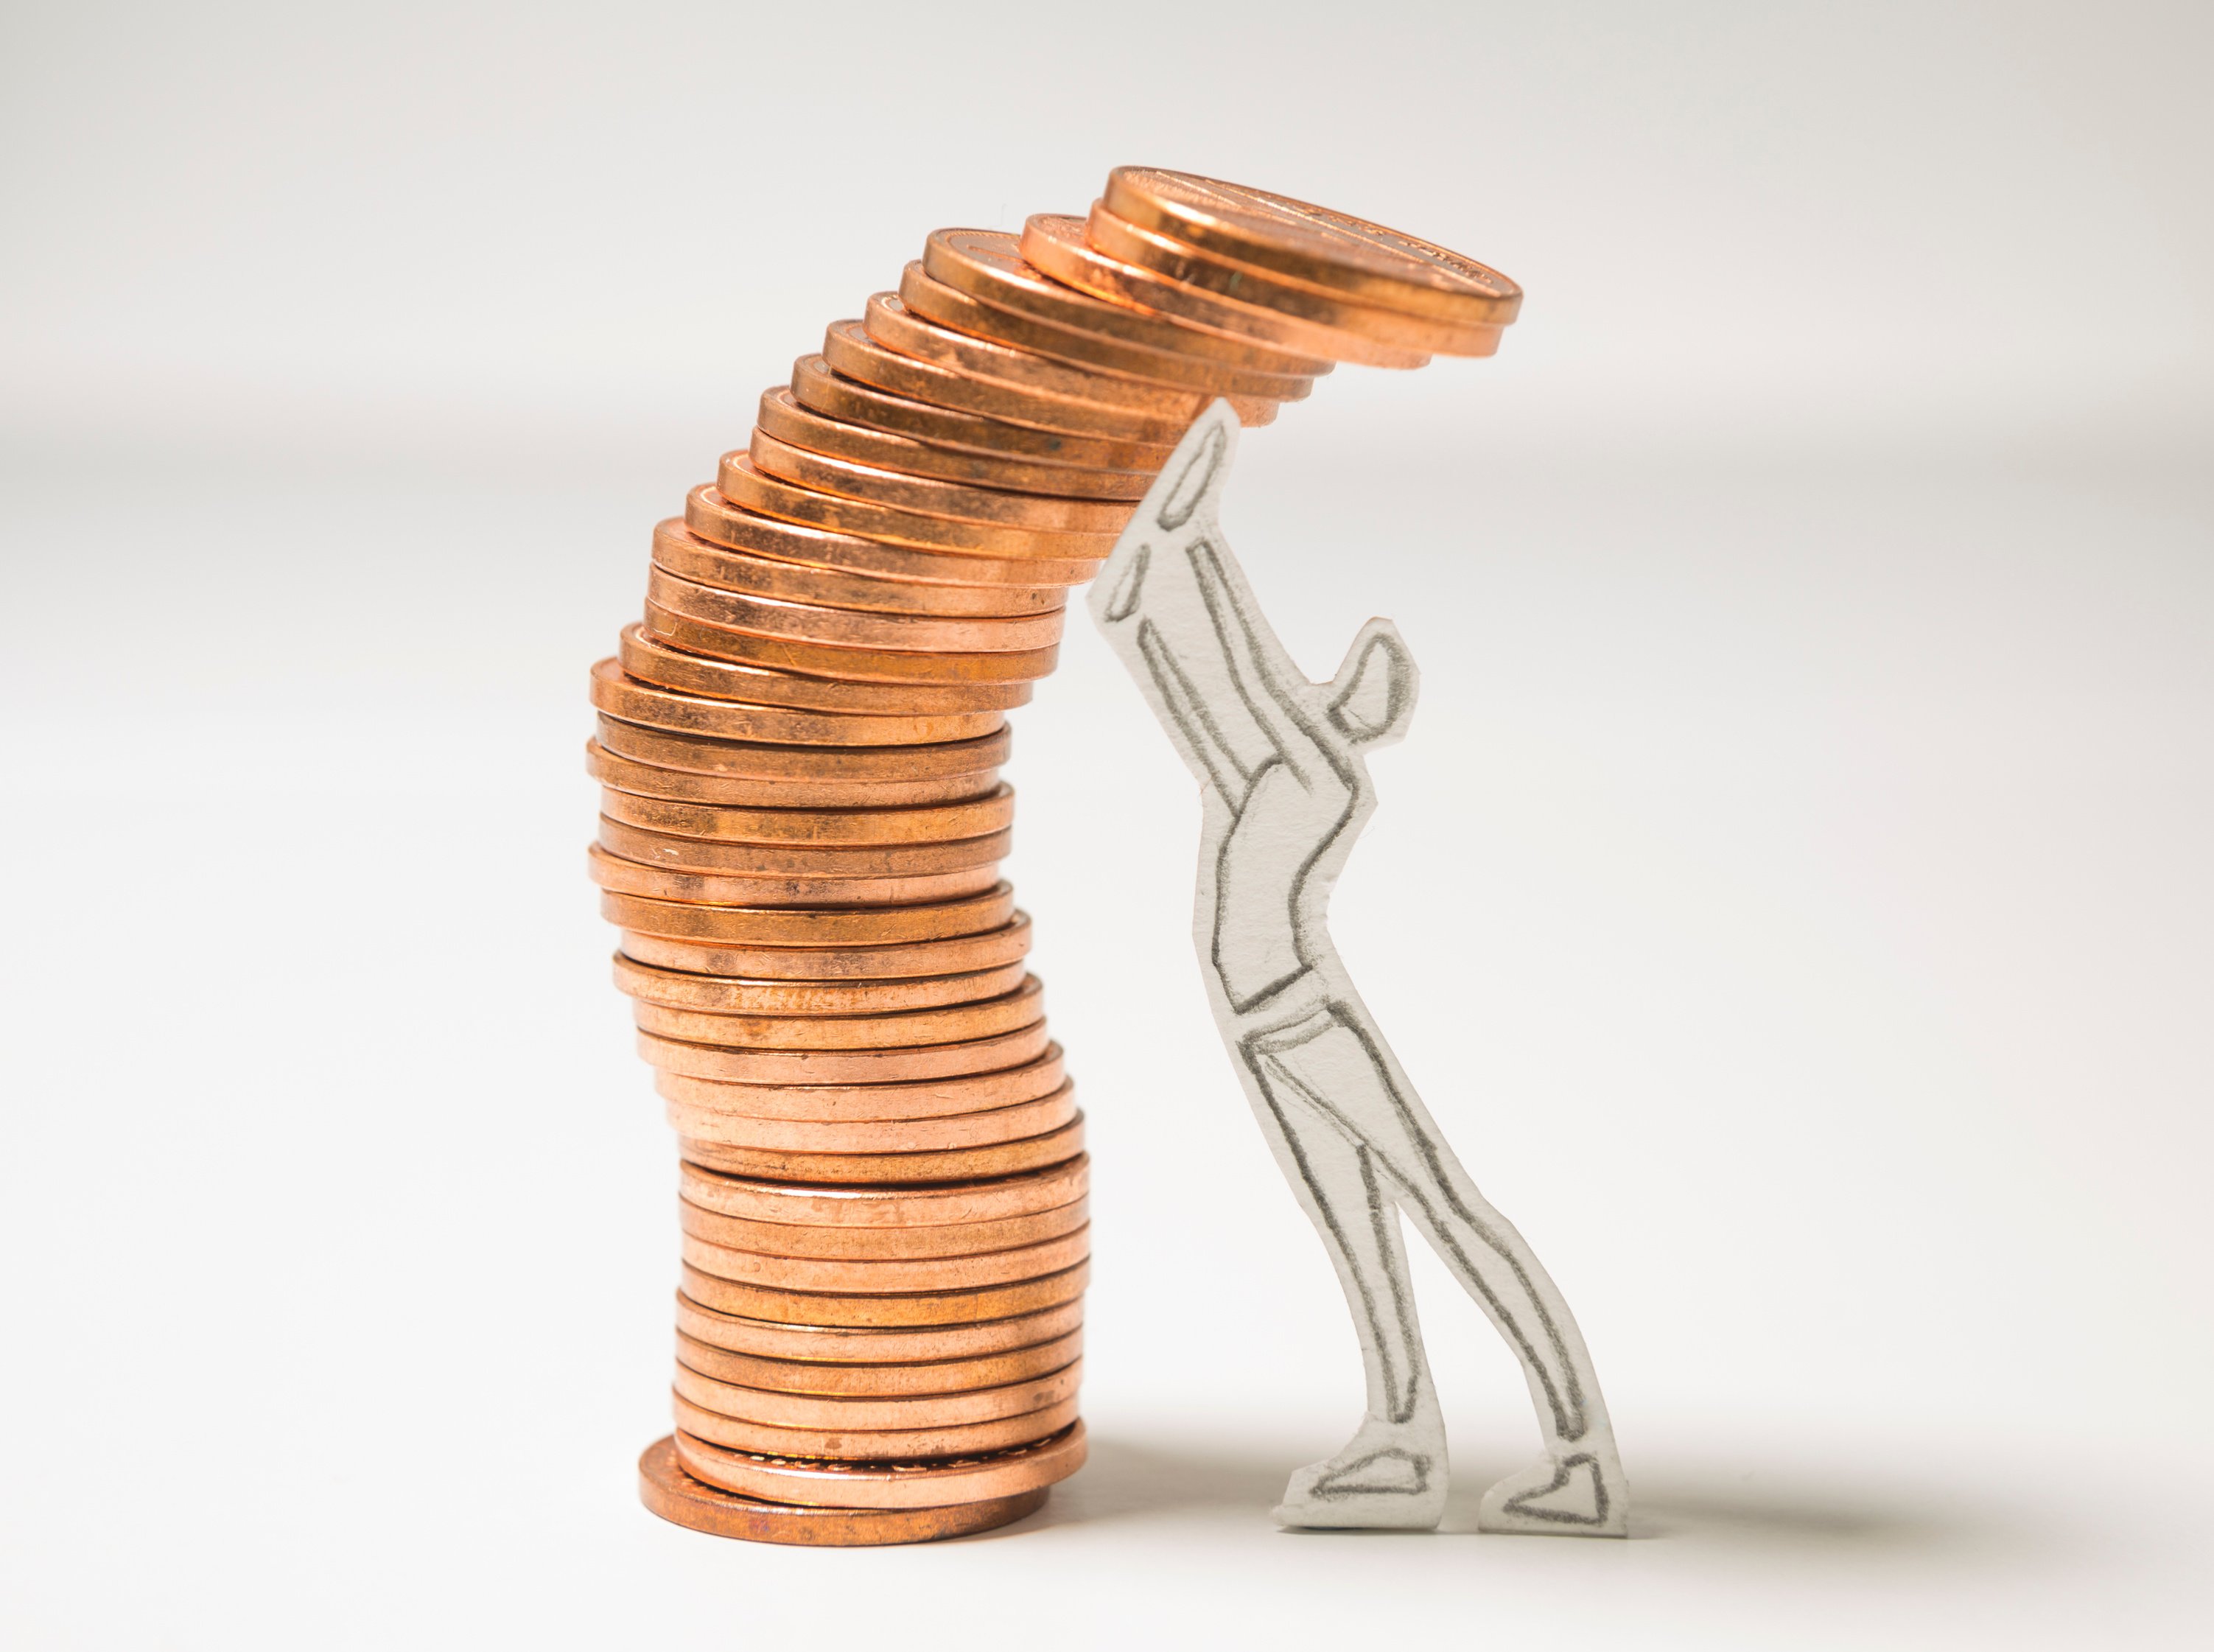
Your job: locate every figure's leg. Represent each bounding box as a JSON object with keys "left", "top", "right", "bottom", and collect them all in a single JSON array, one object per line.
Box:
[
  {"left": 1250, "top": 1005, "right": 1628, "bottom": 1536},
  {"left": 1241, "top": 1054, "right": 1448, "bottom": 1530}
]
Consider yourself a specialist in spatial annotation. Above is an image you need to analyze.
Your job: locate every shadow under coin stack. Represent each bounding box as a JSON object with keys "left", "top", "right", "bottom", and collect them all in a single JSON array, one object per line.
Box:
[{"left": 598, "top": 167, "right": 1520, "bottom": 1545}]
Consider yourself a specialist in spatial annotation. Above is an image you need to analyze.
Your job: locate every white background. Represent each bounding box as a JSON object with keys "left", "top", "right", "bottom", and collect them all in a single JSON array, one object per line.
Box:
[{"left": 2, "top": 2, "right": 2209, "bottom": 1646}]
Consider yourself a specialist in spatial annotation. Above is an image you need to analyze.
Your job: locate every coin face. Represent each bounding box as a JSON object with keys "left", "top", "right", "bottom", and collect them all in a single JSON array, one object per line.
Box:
[
  {"left": 638, "top": 1436, "right": 1050, "bottom": 1542},
  {"left": 670, "top": 1420, "right": 1085, "bottom": 1511},
  {"left": 1104, "top": 167, "right": 1522, "bottom": 324}
]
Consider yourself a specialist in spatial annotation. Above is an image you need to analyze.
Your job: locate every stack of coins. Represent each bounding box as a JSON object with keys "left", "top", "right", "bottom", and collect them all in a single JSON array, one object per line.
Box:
[{"left": 599, "top": 167, "right": 1520, "bottom": 1546}]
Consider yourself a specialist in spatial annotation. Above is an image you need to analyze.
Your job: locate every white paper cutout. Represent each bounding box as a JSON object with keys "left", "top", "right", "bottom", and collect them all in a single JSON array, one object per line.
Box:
[{"left": 1088, "top": 403, "right": 1629, "bottom": 1536}]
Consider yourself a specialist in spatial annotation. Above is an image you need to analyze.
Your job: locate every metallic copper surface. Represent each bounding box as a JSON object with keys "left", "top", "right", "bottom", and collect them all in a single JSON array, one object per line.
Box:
[
  {"left": 673, "top": 1326, "right": 1083, "bottom": 1394},
  {"left": 668, "top": 1084, "right": 1078, "bottom": 1153},
  {"left": 671, "top": 1392, "right": 1080, "bottom": 1461},
  {"left": 679, "top": 1231, "right": 1091, "bottom": 1298},
  {"left": 624, "top": 973, "right": 1042, "bottom": 1049},
  {"left": 637, "top": 1022, "right": 1052, "bottom": 1087},
  {"left": 620, "top": 622, "right": 1034, "bottom": 711},
  {"left": 672, "top": 1357, "right": 1083, "bottom": 1429},
  {"left": 644, "top": 603, "right": 1061, "bottom": 687},
  {"left": 587, "top": 743, "right": 1000, "bottom": 811},
  {"left": 676, "top": 1155, "right": 1087, "bottom": 1227},
  {"left": 597, "top": 783, "right": 1015, "bottom": 847},
  {"left": 676, "top": 1113, "right": 1084, "bottom": 1183},
  {"left": 674, "top": 1291, "right": 1083, "bottom": 1364},
  {"left": 656, "top": 514, "right": 1067, "bottom": 615},
  {"left": 676, "top": 1197, "right": 1086, "bottom": 1261},
  {"left": 611, "top": 953, "right": 1029, "bottom": 1018},
  {"left": 615, "top": 916, "right": 1036, "bottom": 983},
  {"left": 687, "top": 480, "right": 1101, "bottom": 589},
  {"left": 598, "top": 815, "right": 1009, "bottom": 878},
  {"left": 591, "top": 657, "right": 1003, "bottom": 746},
  {"left": 595, "top": 715, "right": 1010, "bottom": 783},
  {"left": 656, "top": 1046, "right": 1068, "bottom": 1122},
  {"left": 647, "top": 560, "right": 1067, "bottom": 651},
  {"left": 638, "top": 1436, "right": 1046, "bottom": 1544},
  {"left": 752, "top": 424, "right": 1137, "bottom": 535},
  {"left": 674, "top": 1257, "right": 1090, "bottom": 1329},
  {"left": 721, "top": 449, "right": 1116, "bottom": 563},
  {"left": 672, "top": 1421, "right": 1085, "bottom": 1511}
]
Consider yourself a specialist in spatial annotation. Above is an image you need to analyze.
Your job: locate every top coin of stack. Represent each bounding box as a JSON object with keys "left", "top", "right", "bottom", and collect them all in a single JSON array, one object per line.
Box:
[{"left": 601, "top": 167, "right": 1520, "bottom": 1547}]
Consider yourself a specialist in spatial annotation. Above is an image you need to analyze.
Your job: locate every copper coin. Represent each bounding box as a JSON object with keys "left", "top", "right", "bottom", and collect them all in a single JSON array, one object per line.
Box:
[
  {"left": 792, "top": 354, "right": 1177, "bottom": 473},
  {"left": 676, "top": 1257, "right": 1089, "bottom": 1329},
  {"left": 639, "top": 1019, "right": 1048, "bottom": 1083},
  {"left": 1085, "top": 203, "right": 1504, "bottom": 357},
  {"left": 656, "top": 514, "right": 1065, "bottom": 617},
  {"left": 619, "top": 916, "right": 1035, "bottom": 983},
  {"left": 619, "top": 623, "right": 1033, "bottom": 714},
  {"left": 669, "top": 1083, "right": 1078, "bottom": 1154},
  {"left": 822, "top": 320, "right": 1191, "bottom": 446},
  {"left": 922, "top": 228, "right": 1330, "bottom": 377},
  {"left": 644, "top": 604, "right": 1061, "bottom": 688},
  {"left": 671, "top": 1391, "right": 1079, "bottom": 1461},
  {"left": 679, "top": 1231, "right": 1090, "bottom": 1300},
  {"left": 686, "top": 480, "right": 1100, "bottom": 589},
  {"left": 599, "top": 815, "right": 1009, "bottom": 878},
  {"left": 625, "top": 973, "right": 1042, "bottom": 1049},
  {"left": 1102, "top": 166, "right": 1524, "bottom": 328},
  {"left": 674, "top": 1290, "right": 1082, "bottom": 1363},
  {"left": 757, "top": 386, "right": 1153, "bottom": 501},
  {"left": 638, "top": 1436, "right": 1045, "bottom": 1545},
  {"left": 647, "top": 561, "right": 1065, "bottom": 652},
  {"left": 674, "top": 1327, "right": 1083, "bottom": 1394},
  {"left": 611, "top": 894, "right": 1014, "bottom": 956},
  {"left": 1021, "top": 214, "right": 1430, "bottom": 370},
  {"left": 676, "top": 1195, "right": 1086, "bottom": 1261},
  {"left": 673, "top": 1357, "right": 1082, "bottom": 1430},
  {"left": 673, "top": 1421, "right": 1085, "bottom": 1511},
  {"left": 678, "top": 1113, "right": 1083, "bottom": 1183},
  {"left": 863, "top": 292, "right": 1264, "bottom": 426},
  {"left": 591, "top": 658, "right": 1003, "bottom": 746},
  {"left": 612, "top": 953, "right": 1028, "bottom": 1018},
  {"left": 676, "top": 1154, "right": 1087, "bottom": 1226},
  {"left": 594, "top": 715, "right": 1010, "bottom": 782},
  {"left": 656, "top": 1046, "right": 1067, "bottom": 1123},
  {"left": 721, "top": 450, "right": 1115, "bottom": 564},
  {"left": 598, "top": 783, "right": 1015, "bottom": 847},
  {"left": 752, "top": 424, "right": 1137, "bottom": 536},
  {"left": 588, "top": 743, "right": 1000, "bottom": 811},
  {"left": 598, "top": 855, "right": 1002, "bottom": 909},
  {"left": 898, "top": 259, "right": 1314, "bottom": 403}
]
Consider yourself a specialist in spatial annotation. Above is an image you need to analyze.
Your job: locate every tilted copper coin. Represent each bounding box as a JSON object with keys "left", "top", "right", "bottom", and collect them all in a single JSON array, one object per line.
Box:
[
  {"left": 594, "top": 852, "right": 1002, "bottom": 910},
  {"left": 721, "top": 450, "right": 1116, "bottom": 564},
  {"left": 673, "top": 1357, "right": 1082, "bottom": 1430},
  {"left": 644, "top": 604, "right": 1061, "bottom": 689},
  {"left": 1084, "top": 204, "right": 1505, "bottom": 358},
  {"left": 1102, "top": 166, "right": 1524, "bottom": 328},
  {"left": 792, "top": 354, "right": 1177, "bottom": 472},
  {"left": 678, "top": 1112, "right": 1083, "bottom": 1183},
  {"left": 612, "top": 953, "right": 1028, "bottom": 1018},
  {"left": 656, "top": 1045, "right": 1067, "bottom": 1123},
  {"left": 594, "top": 714, "right": 1010, "bottom": 782},
  {"left": 672, "top": 1390, "right": 1080, "bottom": 1461},
  {"left": 752, "top": 424, "right": 1138, "bottom": 536},
  {"left": 647, "top": 561, "right": 1066, "bottom": 652},
  {"left": 656, "top": 514, "right": 1066, "bottom": 617},
  {"left": 592, "top": 658, "right": 1003, "bottom": 746},
  {"left": 638, "top": 1436, "right": 1048, "bottom": 1545},
  {"left": 822, "top": 320, "right": 1193, "bottom": 446},
  {"left": 922, "top": 228, "right": 1331, "bottom": 377},
  {"left": 757, "top": 386, "right": 1153, "bottom": 501},
  {"left": 676, "top": 1152, "right": 1086, "bottom": 1227},
  {"left": 668, "top": 1083, "right": 1078, "bottom": 1155},
  {"left": 622, "top": 915, "right": 1036, "bottom": 983},
  {"left": 675, "top": 1289, "right": 1083, "bottom": 1364},
  {"left": 676, "top": 1194, "right": 1086, "bottom": 1261},
  {"left": 863, "top": 292, "right": 1267, "bottom": 426},
  {"left": 687, "top": 481, "right": 1101, "bottom": 589},
  {"left": 626, "top": 973, "right": 1041, "bottom": 1049},
  {"left": 675, "top": 1256, "right": 1089, "bottom": 1330},
  {"left": 1021, "top": 214, "right": 1430, "bottom": 370},
  {"left": 899, "top": 259, "right": 1314, "bottom": 403},
  {"left": 675, "top": 1326, "right": 1083, "bottom": 1394},
  {"left": 599, "top": 815, "right": 1009, "bottom": 878},
  {"left": 680, "top": 1229, "right": 1090, "bottom": 1298},
  {"left": 673, "top": 1421, "right": 1085, "bottom": 1511},
  {"left": 620, "top": 622, "right": 1034, "bottom": 712},
  {"left": 609, "top": 886, "right": 1015, "bottom": 952},
  {"left": 588, "top": 743, "right": 1001, "bottom": 811},
  {"left": 637, "top": 1020, "right": 1052, "bottom": 1085},
  {"left": 640, "top": 1009, "right": 1045, "bottom": 1075},
  {"left": 598, "top": 782, "right": 1015, "bottom": 847}
]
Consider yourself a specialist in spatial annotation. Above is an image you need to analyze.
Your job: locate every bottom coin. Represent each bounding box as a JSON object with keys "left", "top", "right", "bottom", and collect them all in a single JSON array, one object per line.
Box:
[
  {"left": 673, "top": 1418, "right": 1086, "bottom": 1509},
  {"left": 637, "top": 1435, "right": 1045, "bottom": 1545}
]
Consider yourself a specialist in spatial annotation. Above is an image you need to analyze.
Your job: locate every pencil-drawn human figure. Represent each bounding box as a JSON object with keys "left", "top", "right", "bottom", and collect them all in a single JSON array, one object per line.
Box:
[{"left": 1088, "top": 403, "right": 1628, "bottom": 1535}]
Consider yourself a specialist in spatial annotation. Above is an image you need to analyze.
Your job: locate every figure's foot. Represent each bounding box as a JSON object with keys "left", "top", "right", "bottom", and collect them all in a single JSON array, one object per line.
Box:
[
  {"left": 1273, "top": 1411, "right": 1448, "bottom": 1530},
  {"left": 1477, "top": 1443, "right": 1629, "bottom": 1537}
]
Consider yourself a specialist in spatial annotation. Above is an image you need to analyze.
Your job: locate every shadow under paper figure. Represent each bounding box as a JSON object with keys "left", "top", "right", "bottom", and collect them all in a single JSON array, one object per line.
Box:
[{"left": 1087, "top": 403, "right": 1628, "bottom": 1536}]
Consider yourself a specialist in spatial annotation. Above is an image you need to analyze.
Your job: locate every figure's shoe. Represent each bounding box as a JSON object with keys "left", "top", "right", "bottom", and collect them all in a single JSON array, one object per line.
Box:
[
  {"left": 1272, "top": 1412, "right": 1449, "bottom": 1530},
  {"left": 1476, "top": 1444, "right": 1629, "bottom": 1537}
]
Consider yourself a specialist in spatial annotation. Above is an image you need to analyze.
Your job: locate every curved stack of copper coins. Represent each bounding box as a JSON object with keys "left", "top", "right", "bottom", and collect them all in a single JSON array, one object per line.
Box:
[{"left": 597, "top": 167, "right": 1521, "bottom": 1546}]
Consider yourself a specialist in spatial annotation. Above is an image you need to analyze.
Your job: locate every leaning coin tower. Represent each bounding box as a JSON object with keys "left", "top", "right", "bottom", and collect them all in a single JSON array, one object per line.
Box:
[{"left": 592, "top": 168, "right": 1519, "bottom": 1544}]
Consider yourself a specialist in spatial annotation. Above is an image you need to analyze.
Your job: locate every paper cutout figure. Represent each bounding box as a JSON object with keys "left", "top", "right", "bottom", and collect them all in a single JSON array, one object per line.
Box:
[{"left": 1088, "top": 404, "right": 1629, "bottom": 1536}]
